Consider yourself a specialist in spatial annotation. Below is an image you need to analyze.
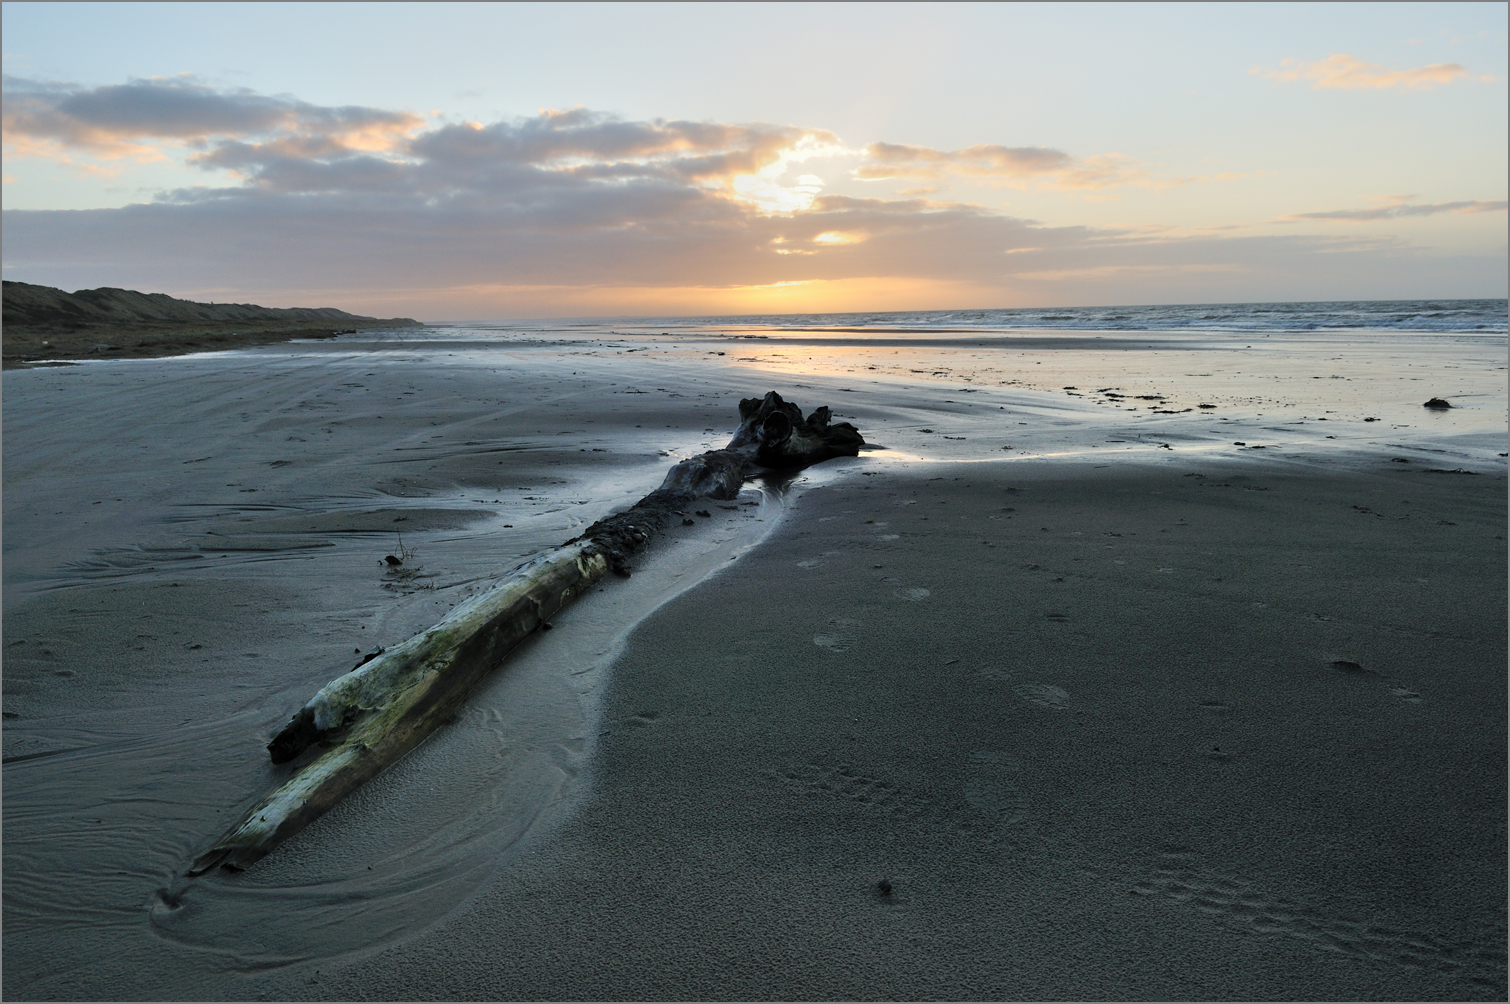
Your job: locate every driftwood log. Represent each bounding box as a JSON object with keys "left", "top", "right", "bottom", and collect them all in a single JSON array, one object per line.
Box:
[{"left": 188, "top": 392, "right": 862, "bottom": 875}]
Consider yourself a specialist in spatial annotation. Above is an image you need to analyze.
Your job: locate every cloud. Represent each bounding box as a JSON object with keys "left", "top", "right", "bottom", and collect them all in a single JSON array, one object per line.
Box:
[
  {"left": 402, "top": 108, "right": 834, "bottom": 187},
  {"left": 4, "top": 76, "right": 847, "bottom": 215},
  {"left": 853, "top": 144, "right": 1251, "bottom": 192},
  {"left": 854, "top": 141, "right": 1072, "bottom": 180},
  {"left": 1044, "top": 153, "right": 1151, "bottom": 191},
  {"left": 11, "top": 175, "right": 1496, "bottom": 317},
  {"left": 208, "top": 110, "right": 836, "bottom": 216},
  {"left": 1258, "top": 54, "right": 1470, "bottom": 91},
  {"left": 3, "top": 80, "right": 1504, "bottom": 314},
  {"left": 1280, "top": 198, "right": 1508, "bottom": 222},
  {"left": 1, "top": 74, "right": 423, "bottom": 161}
]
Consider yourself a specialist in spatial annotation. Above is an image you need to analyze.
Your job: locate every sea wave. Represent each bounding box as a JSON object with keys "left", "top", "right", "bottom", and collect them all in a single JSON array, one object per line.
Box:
[{"left": 518, "top": 299, "right": 1507, "bottom": 336}]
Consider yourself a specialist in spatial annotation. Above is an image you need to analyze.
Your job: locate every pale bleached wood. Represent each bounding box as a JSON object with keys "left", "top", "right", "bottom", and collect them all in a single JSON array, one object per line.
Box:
[{"left": 190, "top": 391, "right": 862, "bottom": 874}]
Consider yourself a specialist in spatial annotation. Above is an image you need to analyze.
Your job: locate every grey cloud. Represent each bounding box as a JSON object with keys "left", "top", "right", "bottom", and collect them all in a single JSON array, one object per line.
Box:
[
  {"left": 176, "top": 150, "right": 415, "bottom": 196},
  {"left": 2, "top": 75, "right": 420, "bottom": 151},
  {"left": 64, "top": 93, "right": 835, "bottom": 205},
  {"left": 147, "top": 106, "right": 837, "bottom": 230},
  {"left": 409, "top": 112, "right": 820, "bottom": 178},
  {"left": 1284, "top": 200, "right": 1508, "bottom": 222},
  {"left": 54, "top": 80, "right": 295, "bottom": 137},
  {"left": 8, "top": 181, "right": 1489, "bottom": 306}
]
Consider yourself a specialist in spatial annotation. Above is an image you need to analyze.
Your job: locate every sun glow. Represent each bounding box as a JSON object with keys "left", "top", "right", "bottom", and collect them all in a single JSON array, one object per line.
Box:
[
  {"left": 728, "top": 132, "right": 849, "bottom": 214},
  {"left": 731, "top": 169, "right": 824, "bottom": 213},
  {"left": 352, "top": 275, "right": 1019, "bottom": 319}
]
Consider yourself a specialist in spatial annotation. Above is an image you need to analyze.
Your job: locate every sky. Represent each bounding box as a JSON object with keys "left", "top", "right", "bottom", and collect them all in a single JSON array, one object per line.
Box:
[{"left": 2, "top": 1, "right": 1506, "bottom": 319}]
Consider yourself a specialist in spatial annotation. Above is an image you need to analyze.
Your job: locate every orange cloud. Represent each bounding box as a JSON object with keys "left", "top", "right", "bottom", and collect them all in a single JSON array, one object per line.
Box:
[
  {"left": 855, "top": 141, "right": 1071, "bottom": 181},
  {"left": 1, "top": 125, "right": 166, "bottom": 166},
  {"left": 854, "top": 144, "right": 1256, "bottom": 194},
  {"left": 1044, "top": 153, "right": 1150, "bottom": 191},
  {"left": 1258, "top": 54, "right": 1470, "bottom": 91}
]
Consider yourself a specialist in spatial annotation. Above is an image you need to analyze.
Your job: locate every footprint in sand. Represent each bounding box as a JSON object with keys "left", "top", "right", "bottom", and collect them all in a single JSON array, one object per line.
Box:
[
  {"left": 963, "top": 777, "right": 1028, "bottom": 826},
  {"left": 814, "top": 618, "right": 861, "bottom": 652},
  {"left": 766, "top": 764, "right": 938, "bottom": 823},
  {"left": 964, "top": 751, "right": 1027, "bottom": 825},
  {"left": 894, "top": 587, "right": 931, "bottom": 601},
  {"left": 1128, "top": 850, "right": 1506, "bottom": 987},
  {"left": 1015, "top": 683, "right": 1070, "bottom": 710},
  {"left": 968, "top": 749, "right": 1022, "bottom": 770}
]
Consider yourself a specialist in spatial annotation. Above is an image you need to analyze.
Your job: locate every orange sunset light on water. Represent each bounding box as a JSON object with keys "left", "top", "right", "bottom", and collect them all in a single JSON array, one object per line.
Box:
[{"left": 275, "top": 276, "right": 1034, "bottom": 319}]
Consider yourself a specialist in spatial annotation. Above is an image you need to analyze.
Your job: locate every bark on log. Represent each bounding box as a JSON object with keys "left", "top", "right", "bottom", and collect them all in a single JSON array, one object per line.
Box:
[{"left": 189, "top": 392, "right": 861, "bottom": 875}]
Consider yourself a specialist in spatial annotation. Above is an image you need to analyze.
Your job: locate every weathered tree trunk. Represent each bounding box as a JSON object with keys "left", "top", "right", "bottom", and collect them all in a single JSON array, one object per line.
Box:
[{"left": 189, "top": 392, "right": 861, "bottom": 875}]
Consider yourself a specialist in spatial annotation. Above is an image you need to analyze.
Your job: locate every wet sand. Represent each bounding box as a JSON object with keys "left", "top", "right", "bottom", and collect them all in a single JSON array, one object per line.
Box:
[
  {"left": 3, "top": 329, "right": 1506, "bottom": 999},
  {"left": 0, "top": 325, "right": 364, "bottom": 367},
  {"left": 306, "top": 461, "right": 1508, "bottom": 1001}
]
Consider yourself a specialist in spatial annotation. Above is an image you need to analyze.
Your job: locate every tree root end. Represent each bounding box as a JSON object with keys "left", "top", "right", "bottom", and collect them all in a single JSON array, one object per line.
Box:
[{"left": 267, "top": 706, "right": 320, "bottom": 764}]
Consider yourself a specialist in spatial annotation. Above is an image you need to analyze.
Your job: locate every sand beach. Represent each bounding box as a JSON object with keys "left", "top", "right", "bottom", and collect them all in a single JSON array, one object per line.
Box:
[
  {"left": 6, "top": 3, "right": 1507, "bottom": 998},
  {"left": 2, "top": 314, "right": 1506, "bottom": 1000}
]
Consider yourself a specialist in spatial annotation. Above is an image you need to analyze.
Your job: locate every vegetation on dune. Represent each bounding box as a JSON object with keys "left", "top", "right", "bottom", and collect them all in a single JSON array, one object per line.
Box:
[{"left": 1, "top": 280, "right": 419, "bottom": 364}]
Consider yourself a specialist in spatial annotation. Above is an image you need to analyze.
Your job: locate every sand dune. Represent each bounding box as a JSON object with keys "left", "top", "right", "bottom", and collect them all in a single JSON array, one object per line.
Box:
[{"left": 1, "top": 281, "right": 419, "bottom": 365}]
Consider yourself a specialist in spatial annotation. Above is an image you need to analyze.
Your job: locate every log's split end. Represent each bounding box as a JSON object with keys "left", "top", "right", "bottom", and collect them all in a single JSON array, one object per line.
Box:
[{"left": 192, "top": 391, "right": 862, "bottom": 875}]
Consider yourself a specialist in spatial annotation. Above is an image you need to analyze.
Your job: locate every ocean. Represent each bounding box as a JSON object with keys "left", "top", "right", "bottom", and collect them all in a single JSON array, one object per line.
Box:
[{"left": 447, "top": 298, "right": 1508, "bottom": 336}]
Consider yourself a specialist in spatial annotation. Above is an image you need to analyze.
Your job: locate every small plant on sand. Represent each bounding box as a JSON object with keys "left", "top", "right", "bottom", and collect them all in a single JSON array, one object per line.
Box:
[{"left": 380, "top": 536, "right": 434, "bottom": 590}]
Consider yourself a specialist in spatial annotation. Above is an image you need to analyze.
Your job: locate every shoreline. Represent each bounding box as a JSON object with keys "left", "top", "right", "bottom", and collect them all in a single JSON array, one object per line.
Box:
[{"left": 1, "top": 323, "right": 420, "bottom": 368}]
